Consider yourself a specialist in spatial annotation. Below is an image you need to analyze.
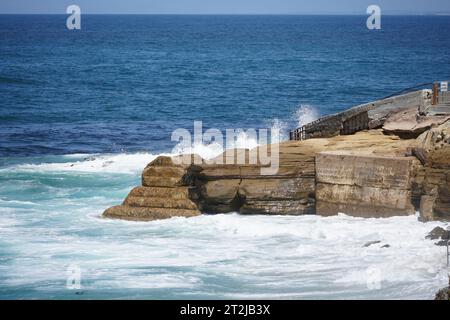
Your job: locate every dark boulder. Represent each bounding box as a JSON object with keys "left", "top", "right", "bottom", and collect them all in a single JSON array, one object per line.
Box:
[
  {"left": 363, "top": 240, "right": 381, "bottom": 247},
  {"left": 426, "top": 227, "right": 450, "bottom": 240},
  {"left": 426, "top": 226, "right": 450, "bottom": 246},
  {"left": 435, "top": 287, "right": 449, "bottom": 300}
]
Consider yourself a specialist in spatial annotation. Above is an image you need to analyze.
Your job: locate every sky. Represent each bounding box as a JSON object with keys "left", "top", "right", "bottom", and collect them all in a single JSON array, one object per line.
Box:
[{"left": 0, "top": 0, "right": 449, "bottom": 15}]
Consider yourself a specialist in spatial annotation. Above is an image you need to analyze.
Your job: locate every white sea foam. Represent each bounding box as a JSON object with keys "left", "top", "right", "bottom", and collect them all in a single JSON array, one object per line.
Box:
[
  {"left": 0, "top": 199, "right": 38, "bottom": 206},
  {"left": 264, "top": 104, "right": 320, "bottom": 143},
  {"left": 172, "top": 129, "right": 260, "bottom": 160},
  {"left": 295, "top": 104, "right": 319, "bottom": 128},
  {"left": 0, "top": 210, "right": 448, "bottom": 299},
  {"left": 6, "top": 153, "right": 162, "bottom": 174},
  {"left": 0, "top": 109, "right": 448, "bottom": 299},
  {"left": 4, "top": 131, "right": 261, "bottom": 174},
  {"left": 270, "top": 118, "right": 289, "bottom": 142},
  {"left": 2, "top": 107, "right": 319, "bottom": 175}
]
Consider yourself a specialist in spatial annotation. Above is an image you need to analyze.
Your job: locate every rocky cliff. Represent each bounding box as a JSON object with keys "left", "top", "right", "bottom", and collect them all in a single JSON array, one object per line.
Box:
[
  {"left": 414, "top": 122, "right": 450, "bottom": 221},
  {"left": 103, "top": 96, "right": 450, "bottom": 222}
]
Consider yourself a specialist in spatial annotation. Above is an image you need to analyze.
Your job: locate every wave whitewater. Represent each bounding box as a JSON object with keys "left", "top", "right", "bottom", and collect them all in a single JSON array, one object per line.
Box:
[{"left": 2, "top": 104, "right": 320, "bottom": 174}]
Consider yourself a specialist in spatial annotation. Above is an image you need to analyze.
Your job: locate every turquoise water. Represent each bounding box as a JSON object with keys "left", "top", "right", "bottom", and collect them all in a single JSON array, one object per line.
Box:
[
  {"left": 0, "top": 151, "right": 448, "bottom": 299},
  {"left": 1, "top": 15, "right": 450, "bottom": 299}
]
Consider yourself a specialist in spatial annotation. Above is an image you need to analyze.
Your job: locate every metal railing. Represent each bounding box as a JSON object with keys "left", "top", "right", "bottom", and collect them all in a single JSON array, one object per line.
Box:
[
  {"left": 289, "top": 81, "right": 449, "bottom": 141},
  {"left": 289, "top": 126, "right": 305, "bottom": 141}
]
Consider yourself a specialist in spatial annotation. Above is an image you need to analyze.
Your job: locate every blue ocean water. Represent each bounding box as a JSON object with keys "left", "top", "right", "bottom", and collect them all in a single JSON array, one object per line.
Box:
[
  {"left": 1, "top": 15, "right": 450, "bottom": 157},
  {"left": 0, "top": 15, "right": 450, "bottom": 299}
]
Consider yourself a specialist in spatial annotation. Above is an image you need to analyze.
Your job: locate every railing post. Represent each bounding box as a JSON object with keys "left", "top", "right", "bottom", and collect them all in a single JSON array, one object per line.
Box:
[{"left": 432, "top": 82, "right": 439, "bottom": 105}]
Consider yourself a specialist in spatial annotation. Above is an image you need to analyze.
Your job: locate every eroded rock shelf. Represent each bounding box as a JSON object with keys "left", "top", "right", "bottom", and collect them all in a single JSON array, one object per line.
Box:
[{"left": 103, "top": 90, "right": 450, "bottom": 222}]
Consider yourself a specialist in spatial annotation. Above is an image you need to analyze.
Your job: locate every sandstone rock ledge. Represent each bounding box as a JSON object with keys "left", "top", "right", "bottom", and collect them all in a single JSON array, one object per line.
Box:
[
  {"left": 103, "top": 157, "right": 203, "bottom": 221},
  {"left": 103, "top": 104, "right": 450, "bottom": 222}
]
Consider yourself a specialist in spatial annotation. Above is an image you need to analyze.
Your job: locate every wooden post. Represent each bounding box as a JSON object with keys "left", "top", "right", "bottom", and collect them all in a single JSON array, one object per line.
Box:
[{"left": 432, "top": 82, "right": 439, "bottom": 105}]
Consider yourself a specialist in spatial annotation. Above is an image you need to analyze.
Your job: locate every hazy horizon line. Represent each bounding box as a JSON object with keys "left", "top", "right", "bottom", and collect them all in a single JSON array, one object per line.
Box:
[{"left": 1, "top": 12, "right": 449, "bottom": 16}]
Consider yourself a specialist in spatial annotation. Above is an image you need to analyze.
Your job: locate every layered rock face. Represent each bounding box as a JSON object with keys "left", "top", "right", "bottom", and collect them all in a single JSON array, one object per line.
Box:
[
  {"left": 315, "top": 152, "right": 417, "bottom": 217},
  {"left": 103, "top": 157, "right": 202, "bottom": 221},
  {"left": 197, "top": 145, "right": 318, "bottom": 215},
  {"left": 103, "top": 129, "right": 430, "bottom": 221},
  {"left": 102, "top": 93, "right": 450, "bottom": 222},
  {"left": 196, "top": 132, "right": 418, "bottom": 216},
  {"left": 414, "top": 122, "right": 450, "bottom": 221}
]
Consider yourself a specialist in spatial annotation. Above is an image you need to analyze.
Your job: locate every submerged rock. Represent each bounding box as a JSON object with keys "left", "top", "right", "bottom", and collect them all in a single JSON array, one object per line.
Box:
[
  {"left": 363, "top": 241, "right": 381, "bottom": 247},
  {"left": 103, "top": 205, "right": 201, "bottom": 221},
  {"left": 426, "top": 227, "right": 449, "bottom": 240},
  {"left": 435, "top": 240, "right": 450, "bottom": 246},
  {"left": 425, "top": 226, "right": 450, "bottom": 246}
]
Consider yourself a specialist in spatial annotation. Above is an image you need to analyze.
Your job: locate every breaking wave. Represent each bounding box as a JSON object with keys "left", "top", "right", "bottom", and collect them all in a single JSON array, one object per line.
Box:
[
  {"left": 266, "top": 104, "right": 320, "bottom": 143},
  {"left": 2, "top": 104, "right": 321, "bottom": 174},
  {"left": 295, "top": 104, "right": 319, "bottom": 128}
]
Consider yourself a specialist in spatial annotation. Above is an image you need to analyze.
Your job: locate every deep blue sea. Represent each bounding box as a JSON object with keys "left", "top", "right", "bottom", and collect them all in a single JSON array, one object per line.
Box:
[{"left": 0, "top": 15, "right": 449, "bottom": 299}]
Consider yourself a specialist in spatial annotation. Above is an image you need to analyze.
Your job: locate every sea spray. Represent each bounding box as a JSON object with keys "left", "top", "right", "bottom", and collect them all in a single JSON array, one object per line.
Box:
[
  {"left": 265, "top": 104, "right": 319, "bottom": 143},
  {"left": 295, "top": 104, "right": 319, "bottom": 128},
  {"left": 2, "top": 128, "right": 261, "bottom": 175},
  {"left": 170, "top": 121, "right": 279, "bottom": 173},
  {"left": 172, "top": 128, "right": 259, "bottom": 162},
  {"left": 270, "top": 118, "right": 289, "bottom": 142},
  {"left": 3, "top": 105, "right": 319, "bottom": 175}
]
